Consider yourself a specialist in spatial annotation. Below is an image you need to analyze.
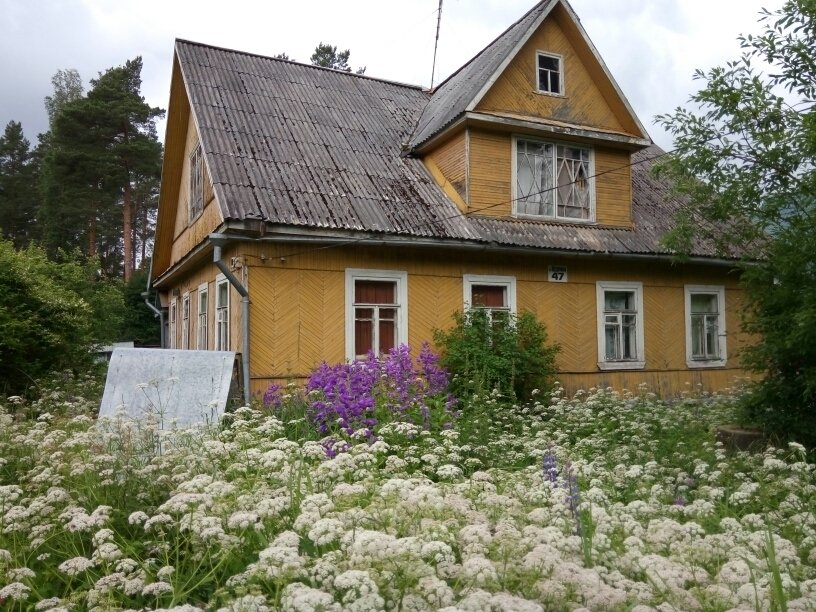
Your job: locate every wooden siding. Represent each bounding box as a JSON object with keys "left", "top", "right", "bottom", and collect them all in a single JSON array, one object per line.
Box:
[
  {"left": 164, "top": 251, "right": 244, "bottom": 357},
  {"left": 594, "top": 147, "right": 632, "bottom": 226},
  {"left": 466, "top": 128, "right": 632, "bottom": 226},
  {"left": 475, "top": 3, "right": 642, "bottom": 137},
  {"left": 468, "top": 129, "right": 511, "bottom": 216},
  {"left": 224, "top": 241, "right": 751, "bottom": 398},
  {"left": 422, "top": 130, "right": 469, "bottom": 209},
  {"left": 168, "top": 112, "right": 222, "bottom": 269}
]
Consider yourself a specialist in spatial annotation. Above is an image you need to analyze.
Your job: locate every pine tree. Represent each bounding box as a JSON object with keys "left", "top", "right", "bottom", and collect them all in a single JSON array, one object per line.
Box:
[
  {"left": 39, "top": 58, "right": 164, "bottom": 279},
  {"left": 0, "top": 121, "right": 38, "bottom": 247}
]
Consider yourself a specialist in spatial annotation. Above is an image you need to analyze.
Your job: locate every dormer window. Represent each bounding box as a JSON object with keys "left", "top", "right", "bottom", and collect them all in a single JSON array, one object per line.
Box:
[
  {"left": 514, "top": 137, "right": 593, "bottom": 221},
  {"left": 537, "top": 52, "right": 563, "bottom": 95},
  {"left": 189, "top": 144, "right": 203, "bottom": 223}
]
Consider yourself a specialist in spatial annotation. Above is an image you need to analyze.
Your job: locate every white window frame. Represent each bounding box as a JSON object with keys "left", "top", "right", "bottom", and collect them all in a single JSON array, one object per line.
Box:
[
  {"left": 215, "top": 274, "right": 230, "bottom": 351},
  {"left": 463, "top": 274, "right": 517, "bottom": 316},
  {"left": 189, "top": 143, "right": 203, "bottom": 223},
  {"left": 181, "top": 292, "right": 190, "bottom": 350},
  {"left": 197, "top": 282, "right": 209, "bottom": 350},
  {"left": 684, "top": 285, "right": 727, "bottom": 368},
  {"left": 596, "top": 281, "right": 645, "bottom": 370},
  {"left": 536, "top": 51, "right": 564, "bottom": 96},
  {"left": 345, "top": 269, "right": 408, "bottom": 362},
  {"left": 512, "top": 135, "right": 595, "bottom": 223},
  {"left": 169, "top": 298, "right": 178, "bottom": 349}
]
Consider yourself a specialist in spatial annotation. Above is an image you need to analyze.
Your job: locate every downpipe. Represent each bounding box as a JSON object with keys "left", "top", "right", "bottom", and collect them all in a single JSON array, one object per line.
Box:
[
  {"left": 142, "top": 292, "right": 165, "bottom": 348},
  {"left": 211, "top": 235, "right": 251, "bottom": 404}
]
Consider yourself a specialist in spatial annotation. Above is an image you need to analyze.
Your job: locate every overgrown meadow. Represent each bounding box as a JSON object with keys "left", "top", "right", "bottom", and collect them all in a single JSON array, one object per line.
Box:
[{"left": 1, "top": 348, "right": 815, "bottom": 611}]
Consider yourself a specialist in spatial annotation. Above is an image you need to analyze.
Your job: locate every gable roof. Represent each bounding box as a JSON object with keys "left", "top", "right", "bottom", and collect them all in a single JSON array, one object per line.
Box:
[
  {"left": 175, "top": 40, "right": 476, "bottom": 242},
  {"left": 408, "top": 0, "right": 650, "bottom": 150},
  {"left": 155, "top": 35, "right": 732, "bottom": 283}
]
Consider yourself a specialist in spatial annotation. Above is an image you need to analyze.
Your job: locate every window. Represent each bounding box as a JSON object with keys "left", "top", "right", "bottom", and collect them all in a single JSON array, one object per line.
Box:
[
  {"left": 215, "top": 275, "right": 229, "bottom": 351},
  {"left": 197, "top": 283, "right": 208, "bottom": 350},
  {"left": 169, "top": 298, "right": 177, "bottom": 349},
  {"left": 463, "top": 275, "right": 516, "bottom": 319},
  {"left": 189, "top": 144, "right": 203, "bottom": 222},
  {"left": 181, "top": 292, "right": 190, "bottom": 350},
  {"left": 685, "top": 285, "right": 726, "bottom": 367},
  {"left": 596, "top": 281, "right": 645, "bottom": 370},
  {"left": 537, "top": 52, "right": 563, "bottom": 95},
  {"left": 514, "top": 137, "right": 593, "bottom": 221},
  {"left": 345, "top": 269, "right": 408, "bottom": 361}
]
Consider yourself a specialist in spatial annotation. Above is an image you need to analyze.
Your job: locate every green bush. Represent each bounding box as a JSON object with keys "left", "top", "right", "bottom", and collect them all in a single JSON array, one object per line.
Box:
[
  {"left": 0, "top": 239, "right": 124, "bottom": 395},
  {"left": 433, "top": 309, "right": 559, "bottom": 401},
  {"left": 738, "top": 215, "right": 816, "bottom": 447}
]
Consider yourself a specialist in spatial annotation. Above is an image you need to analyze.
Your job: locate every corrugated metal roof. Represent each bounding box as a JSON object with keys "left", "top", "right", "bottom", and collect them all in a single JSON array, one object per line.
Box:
[{"left": 174, "top": 39, "right": 724, "bottom": 260}]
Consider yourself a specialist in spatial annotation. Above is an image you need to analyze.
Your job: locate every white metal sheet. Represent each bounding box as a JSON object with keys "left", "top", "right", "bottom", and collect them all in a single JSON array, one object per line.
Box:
[{"left": 99, "top": 348, "right": 238, "bottom": 428}]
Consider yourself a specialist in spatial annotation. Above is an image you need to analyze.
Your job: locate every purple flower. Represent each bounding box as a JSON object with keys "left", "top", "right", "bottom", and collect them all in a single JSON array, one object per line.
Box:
[
  {"left": 543, "top": 448, "right": 559, "bottom": 484},
  {"left": 263, "top": 383, "right": 283, "bottom": 409},
  {"left": 304, "top": 344, "right": 456, "bottom": 442}
]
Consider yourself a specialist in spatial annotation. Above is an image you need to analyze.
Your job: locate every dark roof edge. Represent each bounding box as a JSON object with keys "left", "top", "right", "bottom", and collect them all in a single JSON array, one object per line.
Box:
[
  {"left": 174, "top": 38, "right": 428, "bottom": 92},
  {"left": 425, "top": 0, "right": 554, "bottom": 95}
]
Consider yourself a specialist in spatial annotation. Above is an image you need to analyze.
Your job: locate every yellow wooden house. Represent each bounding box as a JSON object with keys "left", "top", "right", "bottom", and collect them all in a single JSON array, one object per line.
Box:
[{"left": 150, "top": 0, "right": 749, "bottom": 401}]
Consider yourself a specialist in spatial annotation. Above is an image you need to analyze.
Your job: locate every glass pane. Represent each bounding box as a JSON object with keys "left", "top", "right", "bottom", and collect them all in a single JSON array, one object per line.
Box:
[
  {"left": 379, "top": 319, "right": 396, "bottom": 353},
  {"left": 605, "top": 324, "right": 619, "bottom": 360},
  {"left": 691, "top": 294, "right": 717, "bottom": 313},
  {"left": 622, "top": 315, "right": 637, "bottom": 359},
  {"left": 516, "top": 140, "right": 553, "bottom": 216},
  {"left": 538, "top": 55, "right": 558, "bottom": 71},
  {"left": 355, "top": 319, "right": 373, "bottom": 356},
  {"left": 691, "top": 315, "right": 704, "bottom": 357},
  {"left": 218, "top": 283, "right": 228, "bottom": 306},
  {"left": 199, "top": 291, "right": 207, "bottom": 313},
  {"left": 705, "top": 314, "right": 719, "bottom": 357},
  {"left": 355, "top": 280, "right": 395, "bottom": 304},
  {"left": 471, "top": 285, "right": 506, "bottom": 308},
  {"left": 605, "top": 291, "right": 634, "bottom": 311}
]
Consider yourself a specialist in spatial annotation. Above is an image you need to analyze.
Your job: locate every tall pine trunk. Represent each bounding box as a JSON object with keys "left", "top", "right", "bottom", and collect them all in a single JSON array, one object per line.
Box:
[{"left": 123, "top": 179, "right": 133, "bottom": 281}]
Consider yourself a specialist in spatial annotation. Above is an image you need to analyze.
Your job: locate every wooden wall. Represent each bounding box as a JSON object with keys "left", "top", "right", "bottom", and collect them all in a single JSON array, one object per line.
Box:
[
  {"left": 464, "top": 127, "right": 632, "bottom": 225},
  {"left": 423, "top": 130, "right": 468, "bottom": 208},
  {"left": 475, "top": 3, "right": 642, "bottom": 137},
  {"left": 164, "top": 248, "right": 244, "bottom": 358},
  {"left": 168, "top": 113, "right": 223, "bottom": 268},
  {"left": 229, "top": 241, "right": 750, "bottom": 398}
]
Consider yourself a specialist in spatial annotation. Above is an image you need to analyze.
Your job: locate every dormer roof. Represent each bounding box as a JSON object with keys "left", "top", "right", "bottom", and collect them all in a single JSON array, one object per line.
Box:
[{"left": 408, "top": 0, "right": 650, "bottom": 150}]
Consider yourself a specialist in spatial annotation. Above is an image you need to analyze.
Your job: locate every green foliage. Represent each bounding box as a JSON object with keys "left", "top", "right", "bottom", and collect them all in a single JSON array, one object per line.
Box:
[
  {"left": 119, "top": 266, "right": 161, "bottom": 346},
  {"left": 310, "top": 42, "right": 366, "bottom": 74},
  {"left": 39, "top": 59, "right": 163, "bottom": 278},
  {"left": 738, "top": 211, "right": 816, "bottom": 446},
  {"left": 0, "top": 121, "right": 37, "bottom": 247},
  {"left": 656, "top": 1, "right": 816, "bottom": 444},
  {"left": 433, "top": 309, "right": 559, "bottom": 401},
  {"left": 0, "top": 239, "right": 124, "bottom": 395}
]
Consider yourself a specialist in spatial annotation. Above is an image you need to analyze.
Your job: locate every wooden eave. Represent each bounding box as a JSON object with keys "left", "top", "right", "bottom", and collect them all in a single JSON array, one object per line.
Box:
[{"left": 151, "top": 54, "right": 189, "bottom": 282}]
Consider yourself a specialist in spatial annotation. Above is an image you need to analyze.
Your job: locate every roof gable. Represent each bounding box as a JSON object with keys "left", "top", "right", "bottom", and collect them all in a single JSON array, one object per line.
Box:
[{"left": 409, "top": 0, "right": 649, "bottom": 150}]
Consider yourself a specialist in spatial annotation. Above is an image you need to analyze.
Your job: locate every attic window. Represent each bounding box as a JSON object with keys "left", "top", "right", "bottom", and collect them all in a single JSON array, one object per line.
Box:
[
  {"left": 514, "top": 137, "right": 594, "bottom": 221},
  {"left": 189, "top": 144, "right": 203, "bottom": 222},
  {"left": 537, "top": 52, "right": 563, "bottom": 95}
]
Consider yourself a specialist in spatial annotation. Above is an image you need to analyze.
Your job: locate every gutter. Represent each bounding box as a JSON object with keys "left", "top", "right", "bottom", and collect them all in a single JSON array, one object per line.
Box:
[
  {"left": 210, "top": 233, "right": 252, "bottom": 404},
  {"left": 152, "top": 227, "right": 743, "bottom": 289}
]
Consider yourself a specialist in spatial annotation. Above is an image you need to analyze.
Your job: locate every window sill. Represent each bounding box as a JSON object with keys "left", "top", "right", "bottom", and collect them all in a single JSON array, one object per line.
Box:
[
  {"left": 686, "top": 359, "right": 727, "bottom": 369},
  {"left": 534, "top": 90, "right": 566, "bottom": 98},
  {"left": 598, "top": 360, "right": 645, "bottom": 371},
  {"left": 513, "top": 212, "right": 596, "bottom": 224}
]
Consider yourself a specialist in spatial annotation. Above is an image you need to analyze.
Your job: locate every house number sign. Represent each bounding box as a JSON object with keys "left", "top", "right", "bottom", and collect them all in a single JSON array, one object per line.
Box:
[{"left": 548, "top": 265, "right": 568, "bottom": 282}]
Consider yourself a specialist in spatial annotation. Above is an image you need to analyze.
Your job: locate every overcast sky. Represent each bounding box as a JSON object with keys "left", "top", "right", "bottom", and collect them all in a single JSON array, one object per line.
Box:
[{"left": 1, "top": 0, "right": 782, "bottom": 151}]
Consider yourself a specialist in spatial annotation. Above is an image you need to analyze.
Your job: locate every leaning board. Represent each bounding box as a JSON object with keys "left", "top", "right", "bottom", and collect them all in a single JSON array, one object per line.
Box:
[{"left": 99, "top": 348, "right": 238, "bottom": 428}]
